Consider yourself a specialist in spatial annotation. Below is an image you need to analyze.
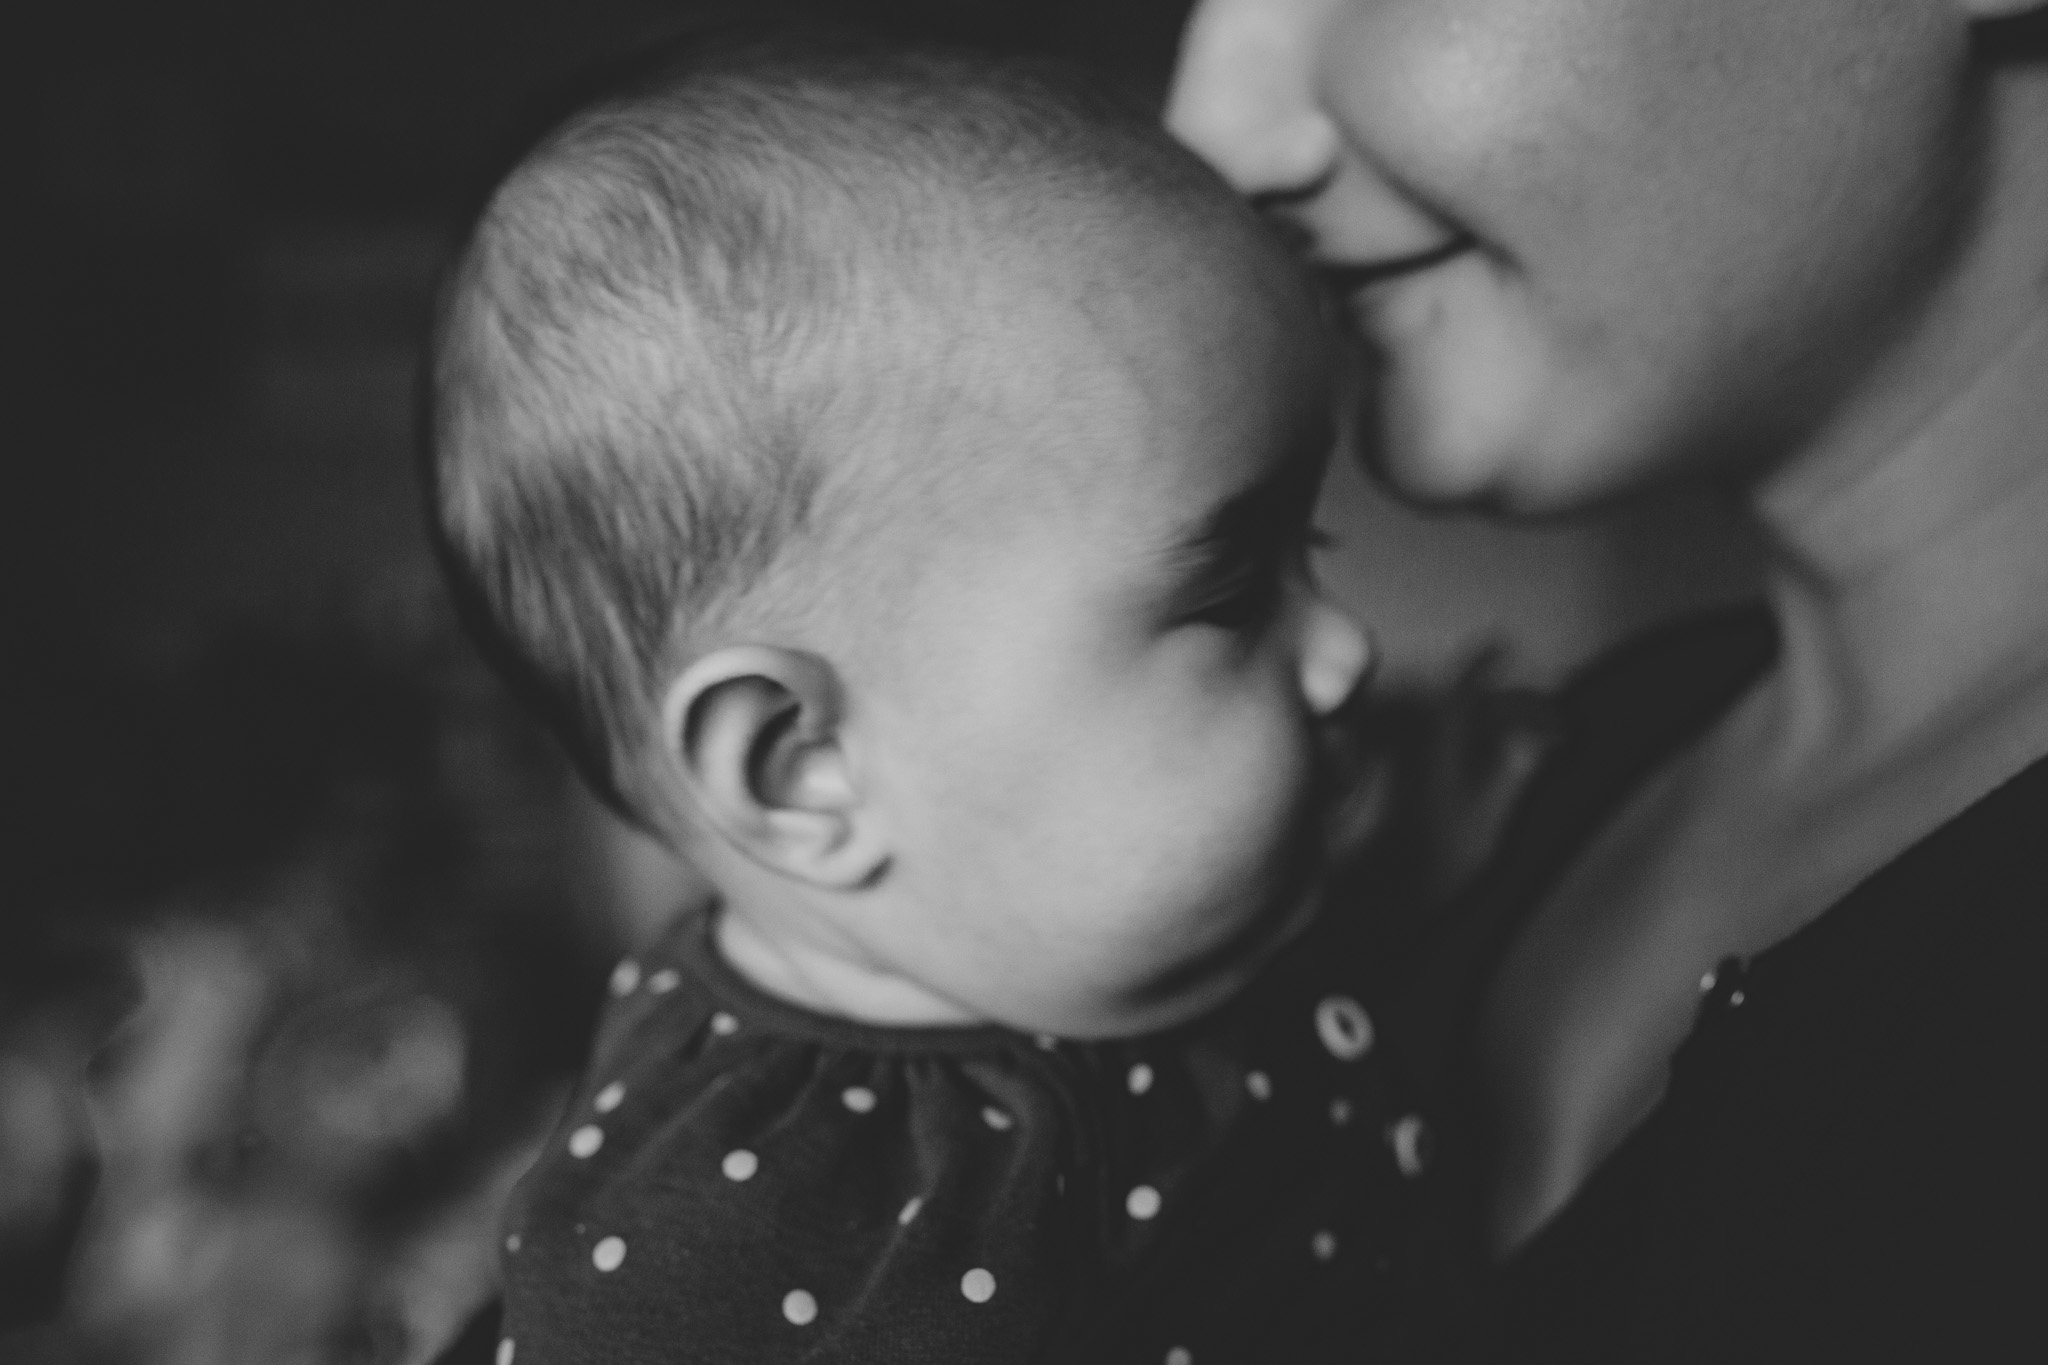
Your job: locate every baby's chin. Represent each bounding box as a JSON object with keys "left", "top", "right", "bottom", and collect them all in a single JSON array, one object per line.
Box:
[
  {"left": 1048, "top": 878, "right": 1325, "bottom": 1041},
  {"left": 1070, "top": 810, "right": 1333, "bottom": 1037}
]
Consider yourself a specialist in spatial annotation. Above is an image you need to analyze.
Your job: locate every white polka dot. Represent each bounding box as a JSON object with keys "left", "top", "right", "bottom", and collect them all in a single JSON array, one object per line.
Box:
[
  {"left": 1127, "top": 1063, "right": 1155, "bottom": 1095},
  {"left": 982, "top": 1106, "right": 1014, "bottom": 1132},
  {"left": 1245, "top": 1070, "right": 1273, "bottom": 1102},
  {"left": 1126, "top": 1185, "right": 1162, "bottom": 1220},
  {"left": 568, "top": 1125, "right": 604, "bottom": 1159},
  {"left": 961, "top": 1268, "right": 997, "bottom": 1303},
  {"left": 594, "top": 1081, "right": 626, "bottom": 1114},
  {"left": 1329, "top": 1097, "right": 1353, "bottom": 1126},
  {"left": 1312, "top": 1229, "right": 1338, "bottom": 1261},
  {"left": 496, "top": 1337, "right": 515, "bottom": 1365},
  {"left": 505, "top": 1233, "right": 521, "bottom": 1253},
  {"left": 648, "top": 968, "right": 681, "bottom": 994},
  {"left": 1698, "top": 970, "right": 1718, "bottom": 994},
  {"left": 722, "top": 1149, "right": 759, "bottom": 1181},
  {"left": 1315, "top": 994, "right": 1376, "bottom": 1060},
  {"left": 841, "top": 1086, "right": 877, "bottom": 1114},
  {"left": 609, "top": 959, "right": 640, "bottom": 996},
  {"left": 1729, "top": 989, "right": 1747, "bottom": 1007},
  {"left": 1034, "top": 1033, "right": 1059, "bottom": 1051},
  {"left": 1388, "top": 1114, "right": 1430, "bottom": 1178},
  {"left": 1166, "top": 1349, "right": 1193, "bottom": 1365},
  {"left": 897, "top": 1196, "right": 923, "bottom": 1226},
  {"left": 783, "top": 1289, "right": 818, "bottom": 1326},
  {"left": 710, "top": 1011, "right": 739, "bottom": 1036},
  {"left": 592, "top": 1236, "right": 626, "bottom": 1272}
]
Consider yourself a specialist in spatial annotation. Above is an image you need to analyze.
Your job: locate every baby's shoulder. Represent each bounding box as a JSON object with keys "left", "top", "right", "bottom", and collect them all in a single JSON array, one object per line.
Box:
[
  {"left": 498, "top": 912, "right": 1088, "bottom": 1364},
  {"left": 497, "top": 910, "right": 1437, "bottom": 1364}
]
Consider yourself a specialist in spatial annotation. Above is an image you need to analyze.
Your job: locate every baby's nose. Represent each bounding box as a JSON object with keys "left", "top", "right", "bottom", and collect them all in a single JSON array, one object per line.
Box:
[
  {"left": 1166, "top": 0, "right": 1344, "bottom": 200},
  {"left": 1298, "top": 591, "right": 1372, "bottom": 717}
]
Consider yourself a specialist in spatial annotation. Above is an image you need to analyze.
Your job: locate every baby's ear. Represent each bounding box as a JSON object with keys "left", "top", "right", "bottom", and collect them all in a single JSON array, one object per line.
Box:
[{"left": 660, "top": 645, "right": 887, "bottom": 890}]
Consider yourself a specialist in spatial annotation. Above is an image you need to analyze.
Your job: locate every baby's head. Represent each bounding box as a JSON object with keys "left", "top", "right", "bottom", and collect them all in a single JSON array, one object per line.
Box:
[{"left": 426, "top": 38, "right": 1370, "bottom": 1038}]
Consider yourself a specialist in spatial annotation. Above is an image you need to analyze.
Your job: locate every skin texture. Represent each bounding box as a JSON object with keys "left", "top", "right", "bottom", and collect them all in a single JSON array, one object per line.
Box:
[
  {"left": 1170, "top": 0, "right": 2048, "bottom": 1250},
  {"left": 676, "top": 226, "right": 1374, "bottom": 1040},
  {"left": 1169, "top": 0, "right": 1987, "bottom": 512}
]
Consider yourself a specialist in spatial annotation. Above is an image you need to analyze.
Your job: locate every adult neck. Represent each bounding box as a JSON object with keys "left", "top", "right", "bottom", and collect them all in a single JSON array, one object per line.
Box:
[
  {"left": 1746, "top": 55, "right": 2048, "bottom": 779},
  {"left": 1751, "top": 297, "right": 2048, "bottom": 780}
]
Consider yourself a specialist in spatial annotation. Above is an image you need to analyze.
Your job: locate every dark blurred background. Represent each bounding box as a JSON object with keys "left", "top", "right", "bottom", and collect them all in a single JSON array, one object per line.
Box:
[{"left": 0, "top": 3, "right": 1755, "bottom": 1361}]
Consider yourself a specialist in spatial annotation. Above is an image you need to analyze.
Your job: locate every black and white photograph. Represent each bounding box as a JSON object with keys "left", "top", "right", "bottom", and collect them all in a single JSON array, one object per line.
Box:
[{"left": 6, "top": 2, "right": 2045, "bottom": 1361}]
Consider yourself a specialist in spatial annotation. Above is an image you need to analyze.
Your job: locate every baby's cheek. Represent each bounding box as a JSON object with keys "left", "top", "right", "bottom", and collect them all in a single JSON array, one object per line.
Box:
[
  {"left": 948, "top": 665, "right": 1318, "bottom": 1023},
  {"left": 1161, "top": 701, "right": 1317, "bottom": 907}
]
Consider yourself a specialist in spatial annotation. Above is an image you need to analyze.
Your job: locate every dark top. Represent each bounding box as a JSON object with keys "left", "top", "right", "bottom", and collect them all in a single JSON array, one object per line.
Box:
[
  {"left": 1391, "top": 604, "right": 2048, "bottom": 1363},
  {"left": 483, "top": 883, "right": 1458, "bottom": 1365}
]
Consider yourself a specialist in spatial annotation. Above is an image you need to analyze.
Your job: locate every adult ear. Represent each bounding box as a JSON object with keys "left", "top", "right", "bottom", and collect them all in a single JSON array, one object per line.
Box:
[{"left": 660, "top": 645, "right": 887, "bottom": 890}]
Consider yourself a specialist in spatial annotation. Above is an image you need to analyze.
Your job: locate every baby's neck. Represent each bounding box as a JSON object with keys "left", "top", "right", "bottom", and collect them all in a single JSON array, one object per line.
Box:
[{"left": 713, "top": 900, "right": 986, "bottom": 1029}]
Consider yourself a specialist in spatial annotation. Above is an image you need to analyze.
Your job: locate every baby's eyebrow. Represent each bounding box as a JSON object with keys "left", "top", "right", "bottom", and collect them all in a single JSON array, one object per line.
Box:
[
  {"left": 1186, "top": 479, "right": 1284, "bottom": 556},
  {"left": 1164, "top": 454, "right": 1324, "bottom": 572},
  {"left": 1151, "top": 484, "right": 1267, "bottom": 588}
]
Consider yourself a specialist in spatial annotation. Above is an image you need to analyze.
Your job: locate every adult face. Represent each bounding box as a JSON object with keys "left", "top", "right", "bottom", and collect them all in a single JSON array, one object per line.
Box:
[{"left": 1168, "top": 0, "right": 2006, "bottom": 514}]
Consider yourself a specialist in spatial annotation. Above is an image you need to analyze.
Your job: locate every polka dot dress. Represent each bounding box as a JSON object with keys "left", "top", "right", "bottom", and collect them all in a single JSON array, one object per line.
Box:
[{"left": 493, "top": 904, "right": 1430, "bottom": 1363}]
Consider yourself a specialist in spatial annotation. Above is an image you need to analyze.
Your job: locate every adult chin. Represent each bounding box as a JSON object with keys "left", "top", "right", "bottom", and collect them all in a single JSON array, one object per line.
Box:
[
  {"left": 1362, "top": 329, "right": 1659, "bottom": 520},
  {"left": 1346, "top": 255, "right": 1581, "bottom": 515},
  {"left": 1350, "top": 251, "right": 1808, "bottom": 517},
  {"left": 1369, "top": 391, "right": 1619, "bottom": 521}
]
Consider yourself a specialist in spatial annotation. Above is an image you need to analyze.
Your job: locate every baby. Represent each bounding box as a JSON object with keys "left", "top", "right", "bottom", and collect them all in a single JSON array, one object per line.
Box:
[{"left": 425, "top": 34, "right": 1429, "bottom": 1365}]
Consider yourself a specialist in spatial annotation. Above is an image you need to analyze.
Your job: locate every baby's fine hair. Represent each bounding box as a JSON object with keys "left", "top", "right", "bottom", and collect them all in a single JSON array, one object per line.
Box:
[{"left": 422, "top": 32, "right": 1262, "bottom": 830}]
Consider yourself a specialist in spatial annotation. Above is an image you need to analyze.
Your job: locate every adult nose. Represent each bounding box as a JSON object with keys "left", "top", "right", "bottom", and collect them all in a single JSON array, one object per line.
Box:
[
  {"left": 1297, "top": 588, "right": 1373, "bottom": 718},
  {"left": 1166, "top": 0, "right": 1345, "bottom": 201}
]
